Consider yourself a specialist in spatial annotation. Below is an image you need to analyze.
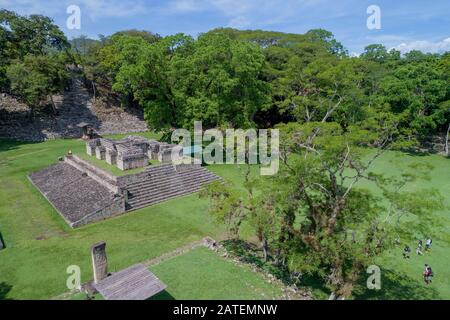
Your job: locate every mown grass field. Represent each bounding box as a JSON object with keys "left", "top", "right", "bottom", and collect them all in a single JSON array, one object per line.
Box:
[
  {"left": 352, "top": 151, "right": 450, "bottom": 300},
  {"left": 149, "top": 247, "right": 283, "bottom": 300},
  {"left": 69, "top": 247, "right": 283, "bottom": 301},
  {"left": 0, "top": 134, "right": 272, "bottom": 300},
  {"left": 0, "top": 135, "right": 449, "bottom": 300}
]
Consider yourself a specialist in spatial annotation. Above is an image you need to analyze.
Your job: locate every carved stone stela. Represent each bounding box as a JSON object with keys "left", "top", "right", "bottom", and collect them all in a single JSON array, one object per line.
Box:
[{"left": 91, "top": 241, "right": 108, "bottom": 284}]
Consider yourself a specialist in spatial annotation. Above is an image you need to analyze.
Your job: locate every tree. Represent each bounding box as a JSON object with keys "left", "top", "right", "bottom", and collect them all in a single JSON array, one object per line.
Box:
[
  {"left": 446, "top": 122, "right": 450, "bottom": 156},
  {"left": 361, "top": 44, "right": 390, "bottom": 62},
  {"left": 205, "top": 113, "right": 444, "bottom": 299},
  {"left": 111, "top": 29, "right": 161, "bottom": 43},
  {"left": 170, "top": 32, "right": 270, "bottom": 129},
  {"left": 202, "top": 167, "right": 278, "bottom": 262},
  {"left": 98, "top": 32, "right": 270, "bottom": 131},
  {"left": 6, "top": 54, "right": 69, "bottom": 115},
  {"left": 0, "top": 10, "right": 69, "bottom": 92},
  {"left": 0, "top": 10, "right": 69, "bottom": 58},
  {"left": 305, "top": 29, "right": 348, "bottom": 57},
  {"left": 98, "top": 33, "right": 193, "bottom": 129},
  {"left": 377, "top": 59, "right": 449, "bottom": 139}
]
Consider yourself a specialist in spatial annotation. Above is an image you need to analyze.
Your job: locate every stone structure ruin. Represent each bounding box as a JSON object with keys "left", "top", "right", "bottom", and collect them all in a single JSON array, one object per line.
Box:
[
  {"left": 28, "top": 136, "right": 220, "bottom": 228},
  {"left": 0, "top": 77, "right": 148, "bottom": 141},
  {"left": 86, "top": 136, "right": 184, "bottom": 170},
  {"left": 89, "top": 241, "right": 167, "bottom": 300},
  {"left": 91, "top": 241, "right": 108, "bottom": 284}
]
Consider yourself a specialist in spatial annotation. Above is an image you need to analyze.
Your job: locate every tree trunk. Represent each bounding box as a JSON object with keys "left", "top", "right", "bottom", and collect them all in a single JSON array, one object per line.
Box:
[
  {"left": 445, "top": 123, "right": 450, "bottom": 157},
  {"left": 262, "top": 238, "right": 269, "bottom": 262},
  {"left": 328, "top": 292, "right": 345, "bottom": 300},
  {"left": 49, "top": 95, "right": 58, "bottom": 115},
  {"left": 92, "top": 80, "right": 96, "bottom": 103}
]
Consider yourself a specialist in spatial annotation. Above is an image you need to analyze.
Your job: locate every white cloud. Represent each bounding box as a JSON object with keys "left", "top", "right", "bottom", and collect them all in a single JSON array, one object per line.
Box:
[
  {"left": 79, "top": 0, "right": 149, "bottom": 19},
  {"left": 392, "top": 38, "right": 450, "bottom": 54},
  {"left": 0, "top": 0, "right": 150, "bottom": 18},
  {"left": 166, "top": 0, "right": 325, "bottom": 28},
  {"left": 0, "top": 0, "right": 61, "bottom": 15},
  {"left": 227, "top": 16, "right": 251, "bottom": 29},
  {"left": 166, "top": 0, "right": 204, "bottom": 13}
]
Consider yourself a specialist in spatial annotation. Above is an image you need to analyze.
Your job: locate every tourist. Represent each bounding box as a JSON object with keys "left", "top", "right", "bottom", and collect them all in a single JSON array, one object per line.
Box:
[
  {"left": 425, "top": 238, "right": 432, "bottom": 251},
  {"left": 416, "top": 242, "right": 423, "bottom": 255},
  {"left": 423, "top": 264, "right": 434, "bottom": 285},
  {"left": 403, "top": 245, "right": 411, "bottom": 259}
]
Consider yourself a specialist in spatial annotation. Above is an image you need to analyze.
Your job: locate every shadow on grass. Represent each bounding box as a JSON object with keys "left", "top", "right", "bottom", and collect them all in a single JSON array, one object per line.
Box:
[
  {"left": 0, "top": 138, "right": 39, "bottom": 153},
  {"left": 221, "top": 239, "right": 293, "bottom": 285},
  {"left": 0, "top": 231, "right": 5, "bottom": 249},
  {"left": 148, "top": 290, "right": 175, "bottom": 300},
  {"left": 299, "top": 275, "right": 331, "bottom": 300},
  {"left": 0, "top": 282, "right": 13, "bottom": 300},
  {"left": 353, "top": 269, "right": 441, "bottom": 300},
  {"left": 404, "top": 149, "right": 432, "bottom": 157}
]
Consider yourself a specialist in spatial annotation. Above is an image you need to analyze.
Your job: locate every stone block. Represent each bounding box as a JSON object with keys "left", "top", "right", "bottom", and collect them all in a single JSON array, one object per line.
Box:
[
  {"left": 158, "top": 146, "right": 183, "bottom": 163},
  {"left": 86, "top": 144, "right": 95, "bottom": 156},
  {"left": 91, "top": 241, "right": 108, "bottom": 284},
  {"left": 95, "top": 146, "right": 106, "bottom": 160},
  {"left": 105, "top": 150, "right": 117, "bottom": 165}
]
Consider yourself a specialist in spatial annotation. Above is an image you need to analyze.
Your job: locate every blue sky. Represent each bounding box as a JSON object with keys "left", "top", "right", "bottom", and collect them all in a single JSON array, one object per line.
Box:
[{"left": 1, "top": 0, "right": 449, "bottom": 54}]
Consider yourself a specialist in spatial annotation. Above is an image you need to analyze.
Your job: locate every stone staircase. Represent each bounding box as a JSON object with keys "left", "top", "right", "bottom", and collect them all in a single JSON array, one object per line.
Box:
[
  {"left": 50, "top": 77, "right": 100, "bottom": 138},
  {"left": 1, "top": 76, "right": 148, "bottom": 141},
  {"left": 125, "top": 164, "right": 220, "bottom": 211}
]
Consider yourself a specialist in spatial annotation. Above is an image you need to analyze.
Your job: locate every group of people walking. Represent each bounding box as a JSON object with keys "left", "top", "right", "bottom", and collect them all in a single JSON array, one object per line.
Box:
[{"left": 402, "top": 238, "right": 434, "bottom": 285}]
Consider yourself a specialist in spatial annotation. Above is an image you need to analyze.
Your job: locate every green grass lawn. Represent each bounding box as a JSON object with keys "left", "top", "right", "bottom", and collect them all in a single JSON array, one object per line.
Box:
[
  {"left": 0, "top": 137, "right": 221, "bottom": 299},
  {"left": 0, "top": 137, "right": 449, "bottom": 300},
  {"left": 150, "top": 247, "right": 282, "bottom": 300},
  {"left": 0, "top": 137, "right": 272, "bottom": 300},
  {"left": 351, "top": 151, "right": 450, "bottom": 300}
]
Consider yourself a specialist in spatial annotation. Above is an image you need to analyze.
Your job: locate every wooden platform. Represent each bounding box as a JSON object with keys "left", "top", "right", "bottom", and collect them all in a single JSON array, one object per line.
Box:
[{"left": 93, "top": 263, "right": 166, "bottom": 300}]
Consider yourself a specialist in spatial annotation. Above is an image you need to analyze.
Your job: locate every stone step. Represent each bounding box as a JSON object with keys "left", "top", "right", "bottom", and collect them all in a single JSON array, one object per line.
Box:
[
  {"left": 128, "top": 167, "right": 213, "bottom": 189},
  {"left": 178, "top": 168, "right": 217, "bottom": 178},
  {"left": 126, "top": 170, "right": 217, "bottom": 194},
  {"left": 126, "top": 182, "right": 210, "bottom": 210},
  {"left": 145, "top": 165, "right": 177, "bottom": 175},
  {"left": 125, "top": 177, "right": 215, "bottom": 199},
  {"left": 127, "top": 173, "right": 217, "bottom": 199},
  {"left": 127, "top": 172, "right": 218, "bottom": 201}
]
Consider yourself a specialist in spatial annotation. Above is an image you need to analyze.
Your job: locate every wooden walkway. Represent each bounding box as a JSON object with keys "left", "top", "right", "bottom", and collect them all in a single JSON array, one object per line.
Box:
[{"left": 93, "top": 263, "right": 166, "bottom": 300}]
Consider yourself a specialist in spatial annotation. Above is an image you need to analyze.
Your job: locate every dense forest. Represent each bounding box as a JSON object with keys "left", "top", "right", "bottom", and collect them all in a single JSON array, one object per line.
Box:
[
  {"left": 1, "top": 10, "right": 449, "bottom": 146},
  {"left": 1, "top": 10, "right": 449, "bottom": 299}
]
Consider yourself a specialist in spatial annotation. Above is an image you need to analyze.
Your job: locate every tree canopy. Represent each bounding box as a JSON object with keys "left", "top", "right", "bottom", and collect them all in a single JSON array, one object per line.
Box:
[{"left": 0, "top": 10, "right": 70, "bottom": 112}]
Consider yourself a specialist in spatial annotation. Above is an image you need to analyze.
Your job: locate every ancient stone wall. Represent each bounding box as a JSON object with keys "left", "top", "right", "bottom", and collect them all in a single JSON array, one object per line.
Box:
[
  {"left": 0, "top": 78, "right": 148, "bottom": 142},
  {"left": 71, "top": 195, "right": 126, "bottom": 228},
  {"left": 64, "top": 155, "right": 119, "bottom": 193},
  {"left": 117, "top": 156, "right": 148, "bottom": 170}
]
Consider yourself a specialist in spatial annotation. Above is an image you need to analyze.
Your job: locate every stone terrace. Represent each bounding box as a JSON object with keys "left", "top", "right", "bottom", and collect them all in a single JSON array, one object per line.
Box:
[
  {"left": 29, "top": 162, "right": 123, "bottom": 227},
  {"left": 29, "top": 154, "right": 221, "bottom": 228}
]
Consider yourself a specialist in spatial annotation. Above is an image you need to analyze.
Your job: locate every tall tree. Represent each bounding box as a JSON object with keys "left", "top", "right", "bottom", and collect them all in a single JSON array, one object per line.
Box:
[
  {"left": 205, "top": 115, "right": 443, "bottom": 299},
  {"left": 6, "top": 54, "right": 69, "bottom": 115},
  {"left": 0, "top": 10, "right": 69, "bottom": 92}
]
